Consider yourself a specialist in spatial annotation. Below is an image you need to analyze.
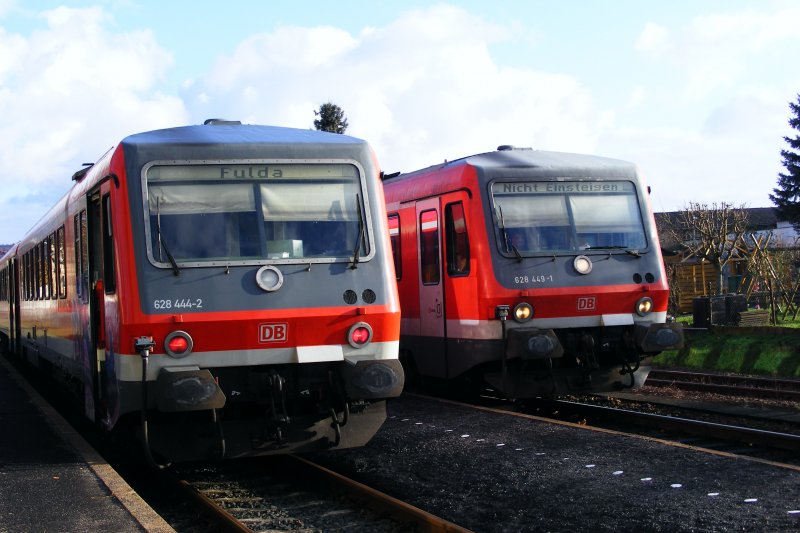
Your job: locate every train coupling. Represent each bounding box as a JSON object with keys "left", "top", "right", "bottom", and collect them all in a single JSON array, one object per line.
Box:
[
  {"left": 505, "top": 328, "right": 565, "bottom": 360},
  {"left": 340, "top": 359, "right": 405, "bottom": 399},
  {"left": 153, "top": 367, "right": 227, "bottom": 412},
  {"left": 634, "top": 322, "right": 684, "bottom": 353}
]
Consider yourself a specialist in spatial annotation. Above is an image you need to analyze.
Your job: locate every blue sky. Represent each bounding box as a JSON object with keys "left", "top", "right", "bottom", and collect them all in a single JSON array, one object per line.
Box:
[{"left": 0, "top": 1, "right": 798, "bottom": 243}]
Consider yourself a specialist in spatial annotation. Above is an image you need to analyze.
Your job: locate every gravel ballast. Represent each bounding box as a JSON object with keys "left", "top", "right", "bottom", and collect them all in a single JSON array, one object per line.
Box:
[{"left": 310, "top": 395, "right": 800, "bottom": 532}]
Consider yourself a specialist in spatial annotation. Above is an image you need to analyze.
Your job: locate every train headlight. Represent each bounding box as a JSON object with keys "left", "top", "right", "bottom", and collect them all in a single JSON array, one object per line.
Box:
[
  {"left": 255, "top": 265, "right": 284, "bottom": 292},
  {"left": 573, "top": 255, "right": 592, "bottom": 275},
  {"left": 164, "top": 330, "right": 193, "bottom": 358},
  {"left": 513, "top": 302, "right": 533, "bottom": 322},
  {"left": 347, "top": 322, "right": 373, "bottom": 348},
  {"left": 636, "top": 297, "right": 654, "bottom": 317}
]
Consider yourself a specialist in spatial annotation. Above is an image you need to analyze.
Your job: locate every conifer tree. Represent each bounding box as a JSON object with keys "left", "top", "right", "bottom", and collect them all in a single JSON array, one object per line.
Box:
[
  {"left": 313, "top": 102, "right": 349, "bottom": 134},
  {"left": 770, "top": 94, "right": 800, "bottom": 230}
]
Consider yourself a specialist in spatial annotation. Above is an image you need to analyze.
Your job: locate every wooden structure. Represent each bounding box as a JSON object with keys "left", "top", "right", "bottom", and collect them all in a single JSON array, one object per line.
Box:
[{"left": 667, "top": 260, "right": 720, "bottom": 314}]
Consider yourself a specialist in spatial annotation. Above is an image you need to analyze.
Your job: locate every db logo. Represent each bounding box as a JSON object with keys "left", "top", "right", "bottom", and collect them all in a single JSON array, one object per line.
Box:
[
  {"left": 259, "top": 323, "right": 288, "bottom": 343},
  {"left": 577, "top": 296, "right": 596, "bottom": 311}
]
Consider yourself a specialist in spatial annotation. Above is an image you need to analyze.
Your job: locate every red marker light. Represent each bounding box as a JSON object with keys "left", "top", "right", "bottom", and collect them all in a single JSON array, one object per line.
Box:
[
  {"left": 351, "top": 327, "right": 370, "bottom": 345},
  {"left": 164, "top": 331, "right": 193, "bottom": 358},
  {"left": 347, "top": 322, "right": 373, "bottom": 348},
  {"left": 168, "top": 336, "right": 189, "bottom": 353}
]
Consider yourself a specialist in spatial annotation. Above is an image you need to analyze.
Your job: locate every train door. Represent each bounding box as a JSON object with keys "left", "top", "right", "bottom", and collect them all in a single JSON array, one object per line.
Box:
[
  {"left": 84, "top": 186, "right": 116, "bottom": 423},
  {"left": 416, "top": 199, "right": 447, "bottom": 376},
  {"left": 73, "top": 203, "right": 94, "bottom": 420},
  {"left": 73, "top": 185, "right": 114, "bottom": 422},
  {"left": 442, "top": 192, "right": 472, "bottom": 378}
]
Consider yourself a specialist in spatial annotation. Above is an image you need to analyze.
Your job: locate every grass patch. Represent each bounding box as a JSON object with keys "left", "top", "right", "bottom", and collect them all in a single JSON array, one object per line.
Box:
[
  {"left": 715, "top": 336, "right": 756, "bottom": 373},
  {"left": 654, "top": 328, "right": 800, "bottom": 378}
]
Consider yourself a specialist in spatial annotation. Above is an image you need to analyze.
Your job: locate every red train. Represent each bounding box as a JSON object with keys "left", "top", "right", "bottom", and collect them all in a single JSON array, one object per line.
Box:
[
  {"left": 0, "top": 120, "right": 403, "bottom": 463},
  {"left": 383, "top": 146, "right": 682, "bottom": 398}
]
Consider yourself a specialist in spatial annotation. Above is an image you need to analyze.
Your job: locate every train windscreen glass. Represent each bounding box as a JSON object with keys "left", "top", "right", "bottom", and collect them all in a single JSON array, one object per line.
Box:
[
  {"left": 491, "top": 180, "right": 647, "bottom": 254},
  {"left": 145, "top": 163, "right": 367, "bottom": 264}
]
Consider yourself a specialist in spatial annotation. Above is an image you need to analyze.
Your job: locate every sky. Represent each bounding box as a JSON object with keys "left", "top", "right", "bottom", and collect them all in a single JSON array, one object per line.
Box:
[{"left": 0, "top": 0, "right": 799, "bottom": 243}]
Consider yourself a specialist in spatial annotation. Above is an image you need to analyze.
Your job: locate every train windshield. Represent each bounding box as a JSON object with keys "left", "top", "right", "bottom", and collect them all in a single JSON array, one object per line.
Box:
[
  {"left": 490, "top": 180, "right": 647, "bottom": 255},
  {"left": 144, "top": 163, "right": 369, "bottom": 265}
]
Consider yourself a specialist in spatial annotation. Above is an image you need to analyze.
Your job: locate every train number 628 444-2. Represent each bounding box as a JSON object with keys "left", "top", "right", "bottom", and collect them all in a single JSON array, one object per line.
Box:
[{"left": 153, "top": 298, "right": 204, "bottom": 310}]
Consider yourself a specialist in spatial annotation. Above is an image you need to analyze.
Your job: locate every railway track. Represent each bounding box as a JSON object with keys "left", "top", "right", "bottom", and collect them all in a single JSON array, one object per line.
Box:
[
  {"left": 645, "top": 369, "right": 800, "bottom": 401},
  {"left": 164, "top": 455, "right": 471, "bottom": 532},
  {"left": 525, "top": 397, "right": 800, "bottom": 463}
]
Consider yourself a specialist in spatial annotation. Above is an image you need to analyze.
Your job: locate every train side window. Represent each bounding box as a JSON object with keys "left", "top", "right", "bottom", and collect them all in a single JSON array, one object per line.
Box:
[
  {"left": 75, "top": 210, "right": 89, "bottom": 304},
  {"left": 419, "top": 209, "right": 440, "bottom": 285},
  {"left": 21, "top": 253, "right": 26, "bottom": 301},
  {"left": 445, "top": 202, "right": 470, "bottom": 277},
  {"left": 102, "top": 194, "right": 116, "bottom": 293},
  {"left": 43, "top": 236, "right": 51, "bottom": 300},
  {"left": 388, "top": 213, "right": 401, "bottom": 280},
  {"left": 34, "top": 243, "right": 41, "bottom": 300},
  {"left": 57, "top": 225, "right": 67, "bottom": 298},
  {"left": 25, "top": 252, "right": 30, "bottom": 301},
  {"left": 42, "top": 240, "right": 49, "bottom": 299},
  {"left": 29, "top": 250, "right": 35, "bottom": 300},
  {"left": 28, "top": 251, "right": 33, "bottom": 301}
]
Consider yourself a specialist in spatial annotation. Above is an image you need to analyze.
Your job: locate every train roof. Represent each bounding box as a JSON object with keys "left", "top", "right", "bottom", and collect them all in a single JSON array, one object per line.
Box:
[
  {"left": 122, "top": 121, "right": 367, "bottom": 148},
  {"left": 388, "top": 147, "right": 639, "bottom": 183},
  {"left": 117, "top": 122, "right": 375, "bottom": 171}
]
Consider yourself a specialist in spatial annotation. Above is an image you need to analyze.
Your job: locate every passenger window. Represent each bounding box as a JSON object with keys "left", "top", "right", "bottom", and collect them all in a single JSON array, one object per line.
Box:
[
  {"left": 34, "top": 243, "right": 42, "bottom": 300},
  {"left": 445, "top": 202, "right": 469, "bottom": 276},
  {"left": 75, "top": 210, "right": 89, "bottom": 304},
  {"left": 388, "top": 214, "right": 401, "bottom": 280},
  {"left": 57, "top": 225, "right": 67, "bottom": 298},
  {"left": 102, "top": 194, "right": 116, "bottom": 293},
  {"left": 43, "top": 236, "right": 51, "bottom": 300},
  {"left": 419, "top": 209, "right": 440, "bottom": 285}
]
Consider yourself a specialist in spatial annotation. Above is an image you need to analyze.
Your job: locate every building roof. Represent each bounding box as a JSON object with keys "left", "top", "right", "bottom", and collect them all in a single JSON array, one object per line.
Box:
[{"left": 655, "top": 206, "right": 797, "bottom": 254}]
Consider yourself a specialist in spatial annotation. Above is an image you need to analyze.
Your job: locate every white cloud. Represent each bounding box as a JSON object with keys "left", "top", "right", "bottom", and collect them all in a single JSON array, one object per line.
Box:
[
  {"left": 184, "top": 4, "right": 609, "bottom": 173},
  {"left": 635, "top": 22, "right": 671, "bottom": 55},
  {"left": 2, "top": 1, "right": 798, "bottom": 244},
  {"left": 0, "top": 0, "right": 14, "bottom": 18},
  {"left": 0, "top": 6, "right": 188, "bottom": 242},
  {"left": 636, "top": 6, "right": 800, "bottom": 101}
]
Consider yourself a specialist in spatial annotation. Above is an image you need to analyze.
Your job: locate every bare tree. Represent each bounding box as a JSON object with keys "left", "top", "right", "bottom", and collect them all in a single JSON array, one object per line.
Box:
[{"left": 663, "top": 202, "right": 749, "bottom": 293}]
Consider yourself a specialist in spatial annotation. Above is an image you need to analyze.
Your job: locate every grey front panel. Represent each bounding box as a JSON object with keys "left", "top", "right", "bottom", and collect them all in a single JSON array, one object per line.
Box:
[{"left": 121, "top": 127, "right": 392, "bottom": 313}]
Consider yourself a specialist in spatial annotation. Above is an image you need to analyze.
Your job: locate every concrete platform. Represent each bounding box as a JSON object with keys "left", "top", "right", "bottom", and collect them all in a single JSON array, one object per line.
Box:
[{"left": 0, "top": 356, "right": 174, "bottom": 532}]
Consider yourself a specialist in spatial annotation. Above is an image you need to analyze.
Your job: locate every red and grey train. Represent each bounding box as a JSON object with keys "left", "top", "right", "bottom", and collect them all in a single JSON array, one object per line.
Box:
[
  {"left": 0, "top": 121, "right": 403, "bottom": 463},
  {"left": 383, "top": 146, "right": 682, "bottom": 398}
]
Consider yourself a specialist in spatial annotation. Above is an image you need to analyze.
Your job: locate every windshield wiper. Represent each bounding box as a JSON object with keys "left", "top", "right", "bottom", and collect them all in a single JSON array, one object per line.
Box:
[
  {"left": 155, "top": 198, "right": 180, "bottom": 276},
  {"left": 583, "top": 245, "right": 643, "bottom": 258},
  {"left": 350, "top": 194, "right": 365, "bottom": 269},
  {"left": 497, "top": 207, "right": 523, "bottom": 262}
]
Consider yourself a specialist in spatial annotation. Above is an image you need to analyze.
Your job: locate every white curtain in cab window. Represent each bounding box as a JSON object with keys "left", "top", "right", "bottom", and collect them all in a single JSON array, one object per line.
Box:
[
  {"left": 148, "top": 184, "right": 255, "bottom": 215},
  {"left": 260, "top": 181, "right": 359, "bottom": 221},
  {"left": 570, "top": 194, "right": 642, "bottom": 232},
  {"left": 497, "top": 195, "right": 569, "bottom": 227}
]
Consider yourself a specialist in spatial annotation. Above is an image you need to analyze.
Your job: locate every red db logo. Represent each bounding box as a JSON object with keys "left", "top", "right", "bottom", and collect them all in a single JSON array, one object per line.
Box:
[
  {"left": 259, "top": 323, "right": 288, "bottom": 343},
  {"left": 577, "top": 296, "right": 596, "bottom": 311}
]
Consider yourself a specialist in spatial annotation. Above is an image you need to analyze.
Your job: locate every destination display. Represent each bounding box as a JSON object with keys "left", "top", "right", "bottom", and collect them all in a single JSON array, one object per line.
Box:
[
  {"left": 147, "top": 163, "right": 358, "bottom": 182},
  {"left": 493, "top": 180, "right": 635, "bottom": 195}
]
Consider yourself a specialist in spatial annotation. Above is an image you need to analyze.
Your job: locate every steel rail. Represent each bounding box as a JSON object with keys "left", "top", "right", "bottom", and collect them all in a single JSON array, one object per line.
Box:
[
  {"left": 164, "top": 470, "right": 254, "bottom": 533},
  {"left": 646, "top": 370, "right": 800, "bottom": 401},
  {"left": 286, "top": 455, "right": 473, "bottom": 533},
  {"left": 533, "top": 398, "right": 800, "bottom": 453}
]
